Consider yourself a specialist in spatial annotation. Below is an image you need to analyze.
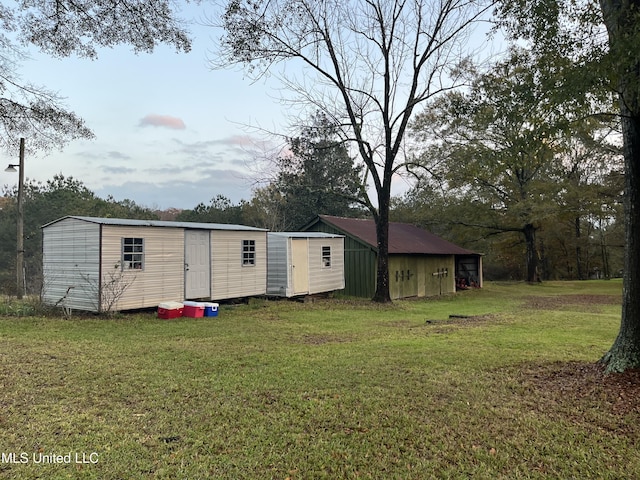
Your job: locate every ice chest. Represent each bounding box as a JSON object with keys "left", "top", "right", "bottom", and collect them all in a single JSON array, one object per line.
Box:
[
  {"left": 183, "top": 301, "right": 205, "bottom": 318},
  {"left": 158, "top": 302, "right": 184, "bottom": 319},
  {"left": 203, "top": 302, "right": 219, "bottom": 317}
]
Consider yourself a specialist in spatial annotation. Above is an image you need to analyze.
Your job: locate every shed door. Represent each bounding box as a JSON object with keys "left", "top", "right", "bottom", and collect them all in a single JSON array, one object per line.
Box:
[
  {"left": 291, "top": 238, "right": 309, "bottom": 295},
  {"left": 185, "top": 230, "right": 211, "bottom": 298}
]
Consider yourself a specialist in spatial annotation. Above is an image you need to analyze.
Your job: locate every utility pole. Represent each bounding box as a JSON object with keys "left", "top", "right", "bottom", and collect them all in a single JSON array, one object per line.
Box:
[
  {"left": 17, "top": 138, "right": 25, "bottom": 299},
  {"left": 5, "top": 138, "right": 25, "bottom": 298}
]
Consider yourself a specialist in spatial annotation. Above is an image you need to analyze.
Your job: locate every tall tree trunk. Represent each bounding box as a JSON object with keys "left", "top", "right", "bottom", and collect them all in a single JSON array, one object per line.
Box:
[
  {"left": 372, "top": 190, "right": 392, "bottom": 303},
  {"left": 575, "top": 216, "right": 584, "bottom": 280},
  {"left": 600, "top": 110, "right": 640, "bottom": 371},
  {"left": 599, "top": 0, "right": 640, "bottom": 372},
  {"left": 523, "top": 223, "right": 539, "bottom": 283},
  {"left": 600, "top": 222, "right": 610, "bottom": 279}
]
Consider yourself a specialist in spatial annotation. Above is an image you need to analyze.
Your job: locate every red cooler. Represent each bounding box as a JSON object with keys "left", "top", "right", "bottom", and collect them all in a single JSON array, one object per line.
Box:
[
  {"left": 158, "top": 302, "right": 184, "bottom": 319},
  {"left": 183, "top": 301, "right": 205, "bottom": 318}
]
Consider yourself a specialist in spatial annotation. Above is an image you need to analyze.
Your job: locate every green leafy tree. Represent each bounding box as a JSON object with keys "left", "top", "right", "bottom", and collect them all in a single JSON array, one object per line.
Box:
[
  {"left": 0, "top": 0, "right": 191, "bottom": 153},
  {"left": 496, "top": 0, "right": 640, "bottom": 372},
  {"left": 176, "top": 195, "right": 248, "bottom": 225},
  {"left": 270, "top": 112, "right": 365, "bottom": 230},
  {"left": 551, "top": 133, "right": 623, "bottom": 279},
  {"left": 243, "top": 184, "right": 289, "bottom": 231},
  {"left": 213, "top": 0, "right": 492, "bottom": 302},
  {"left": 411, "top": 49, "right": 583, "bottom": 282}
]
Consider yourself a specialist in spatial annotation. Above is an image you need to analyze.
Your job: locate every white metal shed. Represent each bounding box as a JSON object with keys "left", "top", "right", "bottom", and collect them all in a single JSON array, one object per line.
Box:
[
  {"left": 266, "top": 232, "right": 345, "bottom": 297},
  {"left": 41, "top": 216, "right": 267, "bottom": 312}
]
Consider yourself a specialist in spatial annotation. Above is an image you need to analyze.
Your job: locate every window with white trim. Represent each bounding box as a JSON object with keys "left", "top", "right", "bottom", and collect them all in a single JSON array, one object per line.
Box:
[
  {"left": 322, "top": 246, "right": 332, "bottom": 268},
  {"left": 122, "top": 237, "right": 144, "bottom": 270},
  {"left": 242, "top": 240, "right": 256, "bottom": 266}
]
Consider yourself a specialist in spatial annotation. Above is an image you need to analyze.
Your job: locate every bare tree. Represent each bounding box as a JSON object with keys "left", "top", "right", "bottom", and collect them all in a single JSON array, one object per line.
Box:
[{"left": 211, "top": 0, "right": 492, "bottom": 301}]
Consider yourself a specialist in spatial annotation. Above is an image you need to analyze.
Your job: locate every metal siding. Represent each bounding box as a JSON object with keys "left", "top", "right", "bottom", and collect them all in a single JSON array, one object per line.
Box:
[
  {"left": 211, "top": 231, "right": 267, "bottom": 300},
  {"left": 307, "top": 237, "right": 345, "bottom": 295},
  {"left": 42, "top": 218, "right": 101, "bottom": 311},
  {"left": 101, "top": 225, "right": 185, "bottom": 310},
  {"left": 266, "top": 233, "right": 290, "bottom": 296}
]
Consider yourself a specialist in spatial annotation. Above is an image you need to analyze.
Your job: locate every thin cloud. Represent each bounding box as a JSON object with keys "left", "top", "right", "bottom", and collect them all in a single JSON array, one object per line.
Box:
[
  {"left": 139, "top": 114, "right": 186, "bottom": 130},
  {"left": 216, "top": 135, "right": 255, "bottom": 147},
  {"left": 106, "top": 151, "right": 131, "bottom": 160}
]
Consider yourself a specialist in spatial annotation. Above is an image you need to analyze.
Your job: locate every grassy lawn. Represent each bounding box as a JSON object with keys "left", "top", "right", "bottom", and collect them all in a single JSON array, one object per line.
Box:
[{"left": 0, "top": 280, "right": 637, "bottom": 479}]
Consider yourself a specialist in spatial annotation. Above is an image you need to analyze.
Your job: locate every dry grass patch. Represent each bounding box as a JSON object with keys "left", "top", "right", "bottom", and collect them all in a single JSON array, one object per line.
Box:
[{"left": 521, "top": 293, "right": 622, "bottom": 311}]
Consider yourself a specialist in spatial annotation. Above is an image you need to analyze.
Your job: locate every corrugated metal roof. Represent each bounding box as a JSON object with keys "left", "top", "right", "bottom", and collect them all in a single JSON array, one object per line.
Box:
[
  {"left": 268, "top": 232, "right": 344, "bottom": 239},
  {"left": 42, "top": 216, "right": 267, "bottom": 231},
  {"left": 318, "top": 215, "right": 476, "bottom": 255}
]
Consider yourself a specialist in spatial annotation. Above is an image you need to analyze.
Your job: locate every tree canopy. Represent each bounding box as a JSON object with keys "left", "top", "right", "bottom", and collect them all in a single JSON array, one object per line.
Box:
[
  {"left": 410, "top": 48, "right": 620, "bottom": 282},
  {"left": 264, "top": 112, "right": 365, "bottom": 230}
]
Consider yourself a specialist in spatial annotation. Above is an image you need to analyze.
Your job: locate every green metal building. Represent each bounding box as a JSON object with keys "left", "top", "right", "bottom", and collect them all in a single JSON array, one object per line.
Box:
[{"left": 303, "top": 215, "right": 482, "bottom": 300}]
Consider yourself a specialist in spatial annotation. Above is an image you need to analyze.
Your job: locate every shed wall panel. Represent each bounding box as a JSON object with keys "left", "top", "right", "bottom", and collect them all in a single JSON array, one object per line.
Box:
[
  {"left": 101, "top": 225, "right": 184, "bottom": 310},
  {"left": 390, "top": 255, "right": 455, "bottom": 299},
  {"left": 210, "top": 231, "right": 267, "bottom": 299},
  {"left": 42, "top": 218, "right": 101, "bottom": 311},
  {"left": 307, "top": 238, "right": 345, "bottom": 295},
  {"left": 266, "top": 234, "right": 345, "bottom": 297}
]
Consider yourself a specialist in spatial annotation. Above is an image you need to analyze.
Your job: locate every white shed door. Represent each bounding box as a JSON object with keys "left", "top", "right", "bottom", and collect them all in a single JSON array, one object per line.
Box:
[
  {"left": 291, "top": 238, "right": 309, "bottom": 295},
  {"left": 185, "top": 230, "right": 211, "bottom": 298}
]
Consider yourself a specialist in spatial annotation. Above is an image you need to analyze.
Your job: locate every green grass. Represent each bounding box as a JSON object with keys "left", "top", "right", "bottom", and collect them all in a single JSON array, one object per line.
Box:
[{"left": 0, "top": 280, "right": 636, "bottom": 479}]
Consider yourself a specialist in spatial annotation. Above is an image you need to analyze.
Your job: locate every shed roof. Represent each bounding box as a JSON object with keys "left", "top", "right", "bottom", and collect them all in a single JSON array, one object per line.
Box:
[
  {"left": 42, "top": 216, "right": 267, "bottom": 231},
  {"left": 314, "top": 215, "right": 476, "bottom": 255},
  {"left": 268, "top": 232, "right": 344, "bottom": 239}
]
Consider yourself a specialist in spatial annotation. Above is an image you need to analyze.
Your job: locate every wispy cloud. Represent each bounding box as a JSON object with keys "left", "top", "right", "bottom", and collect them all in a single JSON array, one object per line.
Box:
[
  {"left": 95, "top": 169, "right": 254, "bottom": 209},
  {"left": 214, "top": 135, "right": 255, "bottom": 147},
  {"left": 102, "top": 165, "right": 137, "bottom": 175},
  {"left": 106, "top": 151, "right": 131, "bottom": 160},
  {"left": 139, "top": 114, "right": 186, "bottom": 130}
]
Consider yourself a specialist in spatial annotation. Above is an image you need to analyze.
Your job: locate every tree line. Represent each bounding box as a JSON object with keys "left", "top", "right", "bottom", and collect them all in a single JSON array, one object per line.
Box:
[{"left": 0, "top": 102, "right": 624, "bottom": 295}]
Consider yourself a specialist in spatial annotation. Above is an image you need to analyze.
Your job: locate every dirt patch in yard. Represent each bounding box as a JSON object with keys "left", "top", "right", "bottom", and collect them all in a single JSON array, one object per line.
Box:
[
  {"left": 297, "top": 333, "right": 352, "bottom": 345},
  {"left": 383, "top": 315, "right": 497, "bottom": 330},
  {"left": 521, "top": 294, "right": 621, "bottom": 311},
  {"left": 516, "top": 361, "right": 640, "bottom": 421}
]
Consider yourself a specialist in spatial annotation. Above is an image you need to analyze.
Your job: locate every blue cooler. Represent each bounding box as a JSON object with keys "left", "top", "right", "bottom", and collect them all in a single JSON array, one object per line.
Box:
[{"left": 203, "top": 302, "right": 219, "bottom": 317}]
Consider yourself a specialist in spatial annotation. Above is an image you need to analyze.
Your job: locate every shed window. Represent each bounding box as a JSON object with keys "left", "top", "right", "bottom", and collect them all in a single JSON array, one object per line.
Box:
[
  {"left": 322, "top": 246, "right": 332, "bottom": 268},
  {"left": 122, "top": 237, "right": 144, "bottom": 270},
  {"left": 242, "top": 240, "right": 256, "bottom": 266}
]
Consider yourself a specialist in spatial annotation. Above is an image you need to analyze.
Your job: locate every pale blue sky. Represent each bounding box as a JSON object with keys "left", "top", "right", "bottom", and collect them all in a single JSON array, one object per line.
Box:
[
  {"left": 1, "top": 4, "right": 496, "bottom": 211},
  {"left": 1, "top": 8, "right": 286, "bottom": 210}
]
